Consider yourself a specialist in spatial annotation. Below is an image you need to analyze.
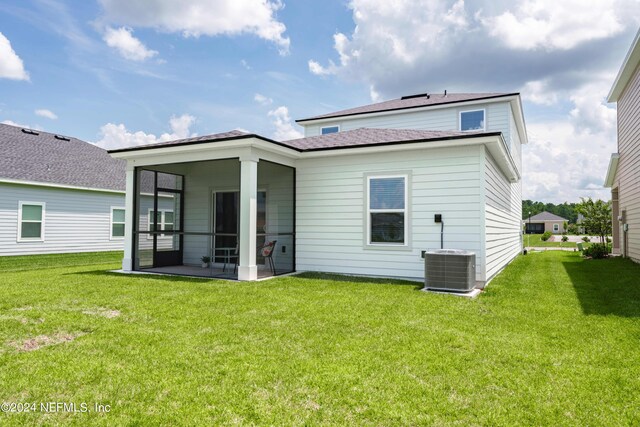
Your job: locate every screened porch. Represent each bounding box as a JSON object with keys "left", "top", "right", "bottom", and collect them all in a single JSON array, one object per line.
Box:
[{"left": 132, "top": 158, "right": 295, "bottom": 280}]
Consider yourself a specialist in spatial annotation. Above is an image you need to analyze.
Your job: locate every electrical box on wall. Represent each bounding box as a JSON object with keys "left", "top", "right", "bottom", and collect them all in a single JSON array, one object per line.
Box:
[{"left": 434, "top": 214, "right": 442, "bottom": 223}]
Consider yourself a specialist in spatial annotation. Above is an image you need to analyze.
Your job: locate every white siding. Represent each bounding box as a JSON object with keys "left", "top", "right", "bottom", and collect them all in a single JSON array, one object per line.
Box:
[
  {"left": 304, "top": 101, "right": 512, "bottom": 143},
  {"left": 296, "top": 145, "right": 486, "bottom": 281},
  {"left": 616, "top": 61, "right": 640, "bottom": 262},
  {"left": 0, "top": 182, "right": 124, "bottom": 256},
  {"left": 484, "top": 148, "right": 522, "bottom": 281}
]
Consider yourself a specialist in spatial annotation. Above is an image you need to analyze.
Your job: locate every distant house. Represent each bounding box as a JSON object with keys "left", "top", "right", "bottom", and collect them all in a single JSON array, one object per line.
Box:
[
  {"left": 0, "top": 123, "right": 125, "bottom": 255},
  {"left": 523, "top": 211, "right": 567, "bottom": 234},
  {"left": 605, "top": 29, "right": 640, "bottom": 261},
  {"left": 109, "top": 92, "right": 528, "bottom": 287}
]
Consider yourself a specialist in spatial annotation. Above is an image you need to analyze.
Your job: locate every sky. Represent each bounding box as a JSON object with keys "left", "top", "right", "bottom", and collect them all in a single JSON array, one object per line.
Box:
[{"left": 0, "top": 0, "right": 639, "bottom": 204}]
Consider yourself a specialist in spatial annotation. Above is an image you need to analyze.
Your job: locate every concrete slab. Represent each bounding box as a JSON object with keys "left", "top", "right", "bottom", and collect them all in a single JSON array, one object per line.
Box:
[{"left": 421, "top": 288, "right": 482, "bottom": 298}]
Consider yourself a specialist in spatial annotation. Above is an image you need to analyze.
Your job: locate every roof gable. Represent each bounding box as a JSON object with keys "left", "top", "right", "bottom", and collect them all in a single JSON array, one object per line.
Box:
[
  {"left": 526, "top": 211, "right": 568, "bottom": 222},
  {"left": 0, "top": 123, "right": 125, "bottom": 191}
]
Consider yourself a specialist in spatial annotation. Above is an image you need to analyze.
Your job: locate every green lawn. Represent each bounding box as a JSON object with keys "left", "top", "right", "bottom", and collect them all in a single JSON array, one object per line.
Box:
[
  {"left": 1, "top": 251, "right": 639, "bottom": 425},
  {"left": 524, "top": 233, "right": 594, "bottom": 248}
]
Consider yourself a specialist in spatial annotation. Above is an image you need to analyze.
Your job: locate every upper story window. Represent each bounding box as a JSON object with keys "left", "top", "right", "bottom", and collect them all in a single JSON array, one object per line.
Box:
[
  {"left": 460, "top": 109, "right": 485, "bottom": 131},
  {"left": 367, "top": 176, "right": 407, "bottom": 245},
  {"left": 18, "top": 201, "right": 45, "bottom": 242},
  {"left": 321, "top": 125, "right": 340, "bottom": 135}
]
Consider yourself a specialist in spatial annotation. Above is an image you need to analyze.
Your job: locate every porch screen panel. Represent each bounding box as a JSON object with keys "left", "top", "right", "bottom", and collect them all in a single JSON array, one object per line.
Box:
[
  {"left": 257, "top": 160, "right": 295, "bottom": 275},
  {"left": 136, "top": 169, "right": 156, "bottom": 268}
]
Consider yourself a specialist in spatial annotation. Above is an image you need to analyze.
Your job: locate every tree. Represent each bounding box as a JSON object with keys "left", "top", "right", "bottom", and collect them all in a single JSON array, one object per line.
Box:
[{"left": 575, "top": 198, "right": 612, "bottom": 244}]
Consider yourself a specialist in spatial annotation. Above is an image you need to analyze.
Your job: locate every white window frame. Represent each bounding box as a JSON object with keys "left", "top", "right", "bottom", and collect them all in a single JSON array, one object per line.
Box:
[
  {"left": 553, "top": 223, "right": 559, "bottom": 232},
  {"left": 366, "top": 174, "right": 409, "bottom": 247},
  {"left": 147, "top": 209, "right": 174, "bottom": 239},
  {"left": 17, "top": 201, "right": 45, "bottom": 242},
  {"left": 110, "top": 207, "right": 126, "bottom": 240},
  {"left": 321, "top": 125, "right": 340, "bottom": 135},
  {"left": 459, "top": 108, "right": 486, "bottom": 132}
]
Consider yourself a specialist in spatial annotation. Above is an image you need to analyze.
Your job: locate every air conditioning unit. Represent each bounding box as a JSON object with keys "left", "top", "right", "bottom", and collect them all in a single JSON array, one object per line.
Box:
[{"left": 424, "top": 249, "right": 476, "bottom": 292}]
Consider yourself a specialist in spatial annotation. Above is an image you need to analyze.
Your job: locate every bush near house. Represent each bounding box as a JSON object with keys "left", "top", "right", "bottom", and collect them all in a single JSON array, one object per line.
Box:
[
  {"left": 583, "top": 243, "right": 611, "bottom": 259},
  {"left": 541, "top": 231, "right": 552, "bottom": 241}
]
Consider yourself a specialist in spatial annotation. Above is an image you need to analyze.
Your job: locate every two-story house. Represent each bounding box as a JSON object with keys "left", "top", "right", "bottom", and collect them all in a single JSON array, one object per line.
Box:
[
  {"left": 605, "top": 29, "right": 640, "bottom": 263},
  {"left": 109, "top": 92, "right": 528, "bottom": 288}
]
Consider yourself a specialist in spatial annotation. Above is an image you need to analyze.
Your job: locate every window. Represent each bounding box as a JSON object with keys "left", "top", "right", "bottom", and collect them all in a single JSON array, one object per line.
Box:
[
  {"left": 18, "top": 202, "right": 45, "bottom": 242},
  {"left": 553, "top": 223, "right": 559, "bottom": 232},
  {"left": 148, "top": 209, "right": 174, "bottom": 238},
  {"left": 367, "top": 176, "right": 407, "bottom": 245},
  {"left": 321, "top": 125, "right": 339, "bottom": 135},
  {"left": 111, "top": 207, "right": 125, "bottom": 239},
  {"left": 460, "top": 109, "right": 485, "bottom": 131}
]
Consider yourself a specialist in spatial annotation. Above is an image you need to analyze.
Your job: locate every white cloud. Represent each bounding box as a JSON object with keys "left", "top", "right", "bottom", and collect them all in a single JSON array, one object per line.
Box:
[
  {"left": 103, "top": 27, "right": 158, "bottom": 61},
  {"left": 240, "top": 59, "right": 251, "bottom": 70},
  {"left": 308, "top": 59, "right": 336, "bottom": 76},
  {"left": 35, "top": 109, "right": 58, "bottom": 120},
  {"left": 1, "top": 119, "right": 31, "bottom": 128},
  {"left": 95, "top": 114, "right": 196, "bottom": 149},
  {"left": 254, "top": 93, "right": 273, "bottom": 106},
  {"left": 99, "top": 0, "right": 290, "bottom": 54},
  {"left": 482, "top": 0, "right": 626, "bottom": 51},
  {"left": 267, "top": 106, "right": 303, "bottom": 141},
  {"left": 520, "top": 80, "right": 558, "bottom": 105},
  {"left": 0, "top": 32, "right": 29, "bottom": 81}
]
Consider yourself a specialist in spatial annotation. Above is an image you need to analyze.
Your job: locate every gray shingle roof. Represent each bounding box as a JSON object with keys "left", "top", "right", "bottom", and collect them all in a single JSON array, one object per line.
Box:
[
  {"left": 527, "top": 211, "right": 568, "bottom": 222},
  {"left": 296, "top": 92, "right": 518, "bottom": 122},
  {"left": 108, "top": 127, "right": 499, "bottom": 155},
  {"left": 281, "top": 127, "right": 495, "bottom": 151},
  {"left": 0, "top": 123, "right": 126, "bottom": 191}
]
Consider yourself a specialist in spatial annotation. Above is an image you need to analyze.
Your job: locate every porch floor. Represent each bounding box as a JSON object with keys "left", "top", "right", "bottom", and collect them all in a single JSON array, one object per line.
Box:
[{"left": 140, "top": 265, "right": 276, "bottom": 280}]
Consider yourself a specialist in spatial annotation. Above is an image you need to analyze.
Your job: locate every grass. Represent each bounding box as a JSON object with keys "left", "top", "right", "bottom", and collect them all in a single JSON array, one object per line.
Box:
[
  {"left": 0, "top": 251, "right": 639, "bottom": 425},
  {"left": 524, "top": 233, "right": 595, "bottom": 248}
]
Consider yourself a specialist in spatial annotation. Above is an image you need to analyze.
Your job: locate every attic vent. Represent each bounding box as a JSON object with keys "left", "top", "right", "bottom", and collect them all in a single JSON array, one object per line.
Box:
[
  {"left": 401, "top": 92, "right": 430, "bottom": 100},
  {"left": 54, "top": 135, "right": 70, "bottom": 141},
  {"left": 21, "top": 128, "right": 39, "bottom": 136}
]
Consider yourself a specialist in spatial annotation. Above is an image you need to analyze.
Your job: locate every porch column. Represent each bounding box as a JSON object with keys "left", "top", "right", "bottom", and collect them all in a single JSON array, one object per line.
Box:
[
  {"left": 238, "top": 155, "right": 258, "bottom": 280},
  {"left": 122, "top": 164, "right": 135, "bottom": 271}
]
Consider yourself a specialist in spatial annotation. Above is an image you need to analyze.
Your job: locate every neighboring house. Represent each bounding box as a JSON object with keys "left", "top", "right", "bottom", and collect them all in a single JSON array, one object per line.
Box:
[
  {"left": 523, "top": 211, "right": 567, "bottom": 234},
  {"left": 110, "top": 92, "right": 527, "bottom": 287},
  {"left": 605, "top": 29, "right": 640, "bottom": 261},
  {"left": 0, "top": 123, "right": 126, "bottom": 255}
]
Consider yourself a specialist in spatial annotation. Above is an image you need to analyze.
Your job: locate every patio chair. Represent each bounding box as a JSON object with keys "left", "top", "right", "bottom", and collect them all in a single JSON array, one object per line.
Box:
[{"left": 233, "top": 240, "right": 277, "bottom": 275}]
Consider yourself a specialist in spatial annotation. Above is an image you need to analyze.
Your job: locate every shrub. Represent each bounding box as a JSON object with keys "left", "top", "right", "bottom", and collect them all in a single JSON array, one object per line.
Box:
[
  {"left": 567, "top": 224, "right": 579, "bottom": 235},
  {"left": 541, "top": 231, "right": 552, "bottom": 241},
  {"left": 582, "top": 236, "right": 591, "bottom": 243},
  {"left": 561, "top": 236, "right": 568, "bottom": 242},
  {"left": 583, "top": 243, "right": 609, "bottom": 259},
  {"left": 606, "top": 237, "right": 612, "bottom": 243}
]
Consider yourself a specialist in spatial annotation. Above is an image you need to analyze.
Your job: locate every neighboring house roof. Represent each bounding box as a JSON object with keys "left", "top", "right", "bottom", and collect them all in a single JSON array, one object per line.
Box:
[
  {"left": 296, "top": 92, "right": 518, "bottom": 123},
  {"left": 608, "top": 28, "right": 640, "bottom": 102},
  {"left": 0, "top": 123, "right": 126, "bottom": 192},
  {"left": 525, "top": 211, "right": 568, "bottom": 222}
]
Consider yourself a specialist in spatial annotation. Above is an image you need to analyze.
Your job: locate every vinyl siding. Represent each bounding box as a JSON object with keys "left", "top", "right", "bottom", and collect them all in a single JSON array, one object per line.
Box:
[
  {"left": 617, "top": 61, "right": 640, "bottom": 262},
  {"left": 484, "top": 148, "right": 522, "bottom": 281},
  {"left": 296, "top": 145, "right": 485, "bottom": 281},
  {"left": 0, "top": 182, "right": 124, "bottom": 256},
  {"left": 303, "top": 101, "right": 512, "bottom": 142}
]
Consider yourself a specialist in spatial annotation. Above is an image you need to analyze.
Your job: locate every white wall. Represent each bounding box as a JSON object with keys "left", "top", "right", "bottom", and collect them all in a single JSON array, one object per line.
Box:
[
  {"left": 0, "top": 182, "right": 124, "bottom": 256},
  {"left": 484, "top": 148, "right": 522, "bottom": 281},
  {"left": 295, "top": 145, "right": 485, "bottom": 281},
  {"left": 304, "top": 101, "right": 512, "bottom": 143}
]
